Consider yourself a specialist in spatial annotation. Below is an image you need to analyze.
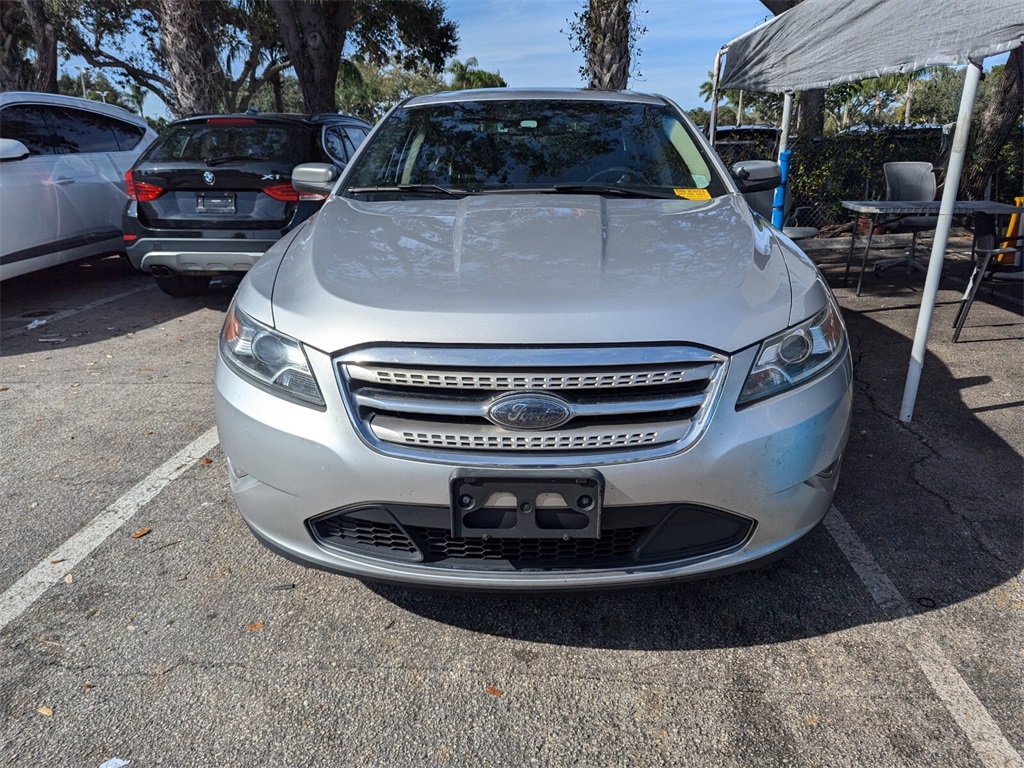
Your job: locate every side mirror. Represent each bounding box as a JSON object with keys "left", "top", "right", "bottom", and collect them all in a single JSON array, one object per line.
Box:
[
  {"left": 731, "top": 160, "right": 781, "bottom": 194},
  {"left": 0, "top": 138, "right": 30, "bottom": 162},
  {"left": 292, "top": 163, "right": 339, "bottom": 196}
]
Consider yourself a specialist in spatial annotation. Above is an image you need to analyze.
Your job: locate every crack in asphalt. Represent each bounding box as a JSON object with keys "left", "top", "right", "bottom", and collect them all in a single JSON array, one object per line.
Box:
[{"left": 847, "top": 326, "right": 1015, "bottom": 571}]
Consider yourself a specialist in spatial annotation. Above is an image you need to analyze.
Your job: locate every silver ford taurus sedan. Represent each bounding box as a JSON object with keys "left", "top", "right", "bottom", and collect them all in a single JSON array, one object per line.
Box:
[{"left": 214, "top": 89, "right": 852, "bottom": 591}]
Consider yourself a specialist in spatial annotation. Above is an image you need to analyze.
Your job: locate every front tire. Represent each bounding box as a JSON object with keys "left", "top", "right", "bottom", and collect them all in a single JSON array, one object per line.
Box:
[{"left": 154, "top": 272, "right": 211, "bottom": 297}]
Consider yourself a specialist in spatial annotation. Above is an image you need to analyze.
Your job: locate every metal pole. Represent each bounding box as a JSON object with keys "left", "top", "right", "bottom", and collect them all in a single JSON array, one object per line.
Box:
[
  {"left": 74, "top": 66, "right": 88, "bottom": 98},
  {"left": 899, "top": 60, "right": 983, "bottom": 423},
  {"left": 770, "top": 94, "right": 795, "bottom": 229},
  {"left": 778, "top": 92, "right": 793, "bottom": 157},
  {"left": 709, "top": 46, "right": 727, "bottom": 146}
]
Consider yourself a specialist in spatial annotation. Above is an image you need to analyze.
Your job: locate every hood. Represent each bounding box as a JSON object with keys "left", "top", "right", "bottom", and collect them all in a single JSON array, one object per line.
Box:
[{"left": 269, "top": 193, "right": 794, "bottom": 354}]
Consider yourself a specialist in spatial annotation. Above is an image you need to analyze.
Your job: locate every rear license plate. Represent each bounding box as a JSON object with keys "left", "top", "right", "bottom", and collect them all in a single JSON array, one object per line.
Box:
[
  {"left": 196, "top": 194, "right": 235, "bottom": 214},
  {"left": 450, "top": 469, "right": 603, "bottom": 539}
]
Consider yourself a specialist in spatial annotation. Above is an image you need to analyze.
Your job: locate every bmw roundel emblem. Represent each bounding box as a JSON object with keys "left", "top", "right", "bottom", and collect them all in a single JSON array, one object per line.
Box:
[
  {"left": 203, "top": 171, "right": 215, "bottom": 185},
  {"left": 486, "top": 393, "right": 573, "bottom": 431}
]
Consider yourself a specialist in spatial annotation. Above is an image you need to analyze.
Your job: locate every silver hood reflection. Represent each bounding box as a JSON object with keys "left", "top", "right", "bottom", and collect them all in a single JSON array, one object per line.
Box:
[{"left": 269, "top": 193, "right": 798, "bottom": 354}]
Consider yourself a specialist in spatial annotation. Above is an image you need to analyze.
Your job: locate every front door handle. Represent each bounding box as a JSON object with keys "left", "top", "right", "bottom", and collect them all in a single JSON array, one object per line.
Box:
[{"left": 55, "top": 177, "right": 76, "bottom": 185}]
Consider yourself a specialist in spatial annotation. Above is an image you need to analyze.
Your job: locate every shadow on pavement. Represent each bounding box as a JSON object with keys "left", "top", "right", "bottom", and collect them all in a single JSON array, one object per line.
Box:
[{"left": 0, "top": 255, "right": 236, "bottom": 354}]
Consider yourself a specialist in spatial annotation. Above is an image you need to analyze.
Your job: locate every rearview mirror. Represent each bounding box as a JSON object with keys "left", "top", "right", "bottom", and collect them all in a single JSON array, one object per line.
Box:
[
  {"left": 731, "top": 160, "right": 781, "bottom": 194},
  {"left": 0, "top": 138, "right": 30, "bottom": 162},
  {"left": 292, "top": 163, "right": 338, "bottom": 196}
]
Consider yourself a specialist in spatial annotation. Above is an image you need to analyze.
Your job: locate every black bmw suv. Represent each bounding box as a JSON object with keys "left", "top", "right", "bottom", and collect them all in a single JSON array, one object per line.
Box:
[{"left": 123, "top": 112, "right": 371, "bottom": 296}]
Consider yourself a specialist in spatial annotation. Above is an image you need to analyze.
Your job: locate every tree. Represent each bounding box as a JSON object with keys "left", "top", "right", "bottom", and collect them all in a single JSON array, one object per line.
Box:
[
  {"left": 700, "top": 70, "right": 783, "bottom": 125},
  {"left": 150, "top": 0, "right": 222, "bottom": 114},
  {"left": 565, "top": 0, "right": 645, "bottom": 90},
  {"left": 56, "top": 0, "right": 294, "bottom": 116},
  {"left": 685, "top": 106, "right": 711, "bottom": 130},
  {"left": 336, "top": 57, "right": 446, "bottom": 122},
  {"left": 447, "top": 57, "right": 506, "bottom": 90},
  {"left": 19, "top": 0, "right": 57, "bottom": 92},
  {"left": 57, "top": 70, "right": 130, "bottom": 108},
  {"left": 269, "top": 0, "right": 457, "bottom": 113},
  {"left": 126, "top": 82, "right": 147, "bottom": 117},
  {"left": 1, "top": 0, "right": 33, "bottom": 90},
  {"left": 250, "top": 72, "right": 304, "bottom": 113},
  {"left": 960, "top": 48, "right": 1024, "bottom": 200}
]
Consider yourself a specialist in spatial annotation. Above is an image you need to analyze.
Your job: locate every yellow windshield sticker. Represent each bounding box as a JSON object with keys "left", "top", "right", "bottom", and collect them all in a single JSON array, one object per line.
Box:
[{"left": 674, "top": 188, "right": 712, "bottom": 200}]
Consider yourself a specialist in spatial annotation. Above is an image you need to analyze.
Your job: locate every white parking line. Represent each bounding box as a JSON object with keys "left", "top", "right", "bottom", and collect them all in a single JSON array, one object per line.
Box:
[
  {"left": 0, "top": 284, "right": 155, "bottom": 340},
  {"left": 825, "top": 507, "right": 1023, "bottom": 768},
  {"left": 0, "top": 427, "right": 219, "bottom": 633}
]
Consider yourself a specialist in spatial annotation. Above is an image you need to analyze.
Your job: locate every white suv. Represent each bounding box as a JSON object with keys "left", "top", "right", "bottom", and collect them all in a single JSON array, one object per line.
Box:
[{"left": 0, "top": 92, "right": 157, "bottom": 280}]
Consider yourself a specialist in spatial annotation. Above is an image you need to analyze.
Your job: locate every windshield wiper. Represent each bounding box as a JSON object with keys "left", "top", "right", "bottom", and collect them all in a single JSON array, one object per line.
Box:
[
  {"left": 550, "top": 183, "right": 676, "bottom": 199},
  {"left": 205, "top": 154, "right": 271, "bottom": 166},
  {"left": 347, "top": 184, "right": 469, "bottom": 197}
]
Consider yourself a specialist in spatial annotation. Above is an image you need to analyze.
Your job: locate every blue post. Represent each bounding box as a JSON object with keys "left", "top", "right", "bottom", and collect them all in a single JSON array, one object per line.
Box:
[{"left": 772, "top": 149, "right": 791, "bottom": 229}]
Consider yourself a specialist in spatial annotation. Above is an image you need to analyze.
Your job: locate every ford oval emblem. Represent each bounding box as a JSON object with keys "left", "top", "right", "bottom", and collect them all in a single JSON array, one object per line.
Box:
[
  {"left": 487, "top": 393, "right": 572, "bottom": 431},
  {"left": 203, "top": 171, "right": 215, "bottom": 185}
]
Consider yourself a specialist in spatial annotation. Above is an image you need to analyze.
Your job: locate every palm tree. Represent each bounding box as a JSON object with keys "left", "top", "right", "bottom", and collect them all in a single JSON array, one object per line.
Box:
[
  {"left": 127, "top": 82, "right": 147, "bottom": 118},
  {"left": 447, "top": 57, "right": 506, "bottom": 90},
  {"left": 583, "top": 0, "right": 631, "bottom": 90}
]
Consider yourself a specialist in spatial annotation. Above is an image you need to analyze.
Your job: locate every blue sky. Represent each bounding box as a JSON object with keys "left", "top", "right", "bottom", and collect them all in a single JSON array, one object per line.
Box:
[{"left": 444, "top": 0, "right": 771, "bottom": 108}]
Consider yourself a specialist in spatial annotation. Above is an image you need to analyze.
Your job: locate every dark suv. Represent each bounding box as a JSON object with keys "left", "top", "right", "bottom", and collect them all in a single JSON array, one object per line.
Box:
[{"left": 123, "top": 112, "right": 371, "bottom": 296}]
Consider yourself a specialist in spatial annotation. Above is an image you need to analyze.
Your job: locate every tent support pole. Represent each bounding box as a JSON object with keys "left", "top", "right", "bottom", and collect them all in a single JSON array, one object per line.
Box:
[
  {"left": 899, "top": 60, "right": 984, "bottom": 423},
  {"left": 778, "top": 92, "right": 793, "bottom": 157},
  {"left": 709, "top": 46, "right": 727, "bottom": 145}
]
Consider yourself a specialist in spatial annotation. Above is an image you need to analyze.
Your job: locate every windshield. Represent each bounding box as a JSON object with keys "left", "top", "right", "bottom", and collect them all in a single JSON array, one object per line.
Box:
[{"left": 344, "top": 99, "right": 724, "bottom": 199}]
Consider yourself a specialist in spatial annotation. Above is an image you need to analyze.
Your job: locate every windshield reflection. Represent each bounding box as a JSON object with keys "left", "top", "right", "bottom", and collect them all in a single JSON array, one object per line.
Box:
[{"left": 345, "top": 100, "right": 723, "bottom": 197}]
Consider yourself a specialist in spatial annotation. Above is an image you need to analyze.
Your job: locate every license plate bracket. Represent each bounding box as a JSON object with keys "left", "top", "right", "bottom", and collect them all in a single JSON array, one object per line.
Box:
[
  {"left": 450, "top": 469, "right": 603, "bottom": 540},
  {"left": 196, "top": 194, "right": 236, "bottom": 214}
]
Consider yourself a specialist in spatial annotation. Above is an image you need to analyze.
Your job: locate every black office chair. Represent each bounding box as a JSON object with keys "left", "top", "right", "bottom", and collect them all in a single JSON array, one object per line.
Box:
[{"left": 872, "top": 161, "right": 939, "bottom": 276}]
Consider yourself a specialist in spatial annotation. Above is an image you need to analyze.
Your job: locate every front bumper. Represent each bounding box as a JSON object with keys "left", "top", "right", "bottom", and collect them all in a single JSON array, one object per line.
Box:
[{"left": 214, "top": 343, "right": 853, "bottom": 591}]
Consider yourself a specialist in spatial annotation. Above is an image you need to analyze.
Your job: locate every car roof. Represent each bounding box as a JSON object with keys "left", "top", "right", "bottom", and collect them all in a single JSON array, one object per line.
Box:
[
  {"left": 171, "top": 112, "right": 370, "bottom": 129},
  {"left": 402, "top": 88, "right": 670, "bottom": 108},
  {"left": 0, "top": 91, "right": 150, "bottom": 128}
]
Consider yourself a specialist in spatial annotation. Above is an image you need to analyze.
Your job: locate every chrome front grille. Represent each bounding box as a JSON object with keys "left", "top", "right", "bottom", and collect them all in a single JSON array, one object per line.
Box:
[{"left": 336, "top": 346, "right": 728, "bottom": 464}]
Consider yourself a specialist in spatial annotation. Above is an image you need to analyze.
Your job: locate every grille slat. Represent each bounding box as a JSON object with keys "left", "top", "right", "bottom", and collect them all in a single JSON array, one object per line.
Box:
[
  {"left": 337, "top": 347, "right": 728, "bottom": 461},
  {"left": 347, "top": 363, "right": 719, "bottom": 390},
  {"left": 414, "top": 525, "right": 642, "bottom": 562}
]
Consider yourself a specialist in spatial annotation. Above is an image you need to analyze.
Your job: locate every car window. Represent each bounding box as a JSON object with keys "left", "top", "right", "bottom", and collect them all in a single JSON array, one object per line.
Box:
[
  {"left": 109, "top": 119, "right": 146, "bottom": 151},
  {"left": 345, "top": 100, "right": 725, "bottom": 196},
  {"left": 322, "top": 125, "right": 368, "bottom": 165},
  {"left": 143, "top": 120, "right": 315, "bottom": 165},
  {"left": 46, "top": 107, "right": 122, "bottom": 153},
  {"left": 0, "top": 105, "right": 54, "bottom": 155}
]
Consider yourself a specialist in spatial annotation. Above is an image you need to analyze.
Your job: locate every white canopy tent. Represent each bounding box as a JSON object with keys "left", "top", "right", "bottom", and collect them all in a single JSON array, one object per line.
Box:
[{"left": 713, "top": 0, "right": 1024, "bottom": 422}]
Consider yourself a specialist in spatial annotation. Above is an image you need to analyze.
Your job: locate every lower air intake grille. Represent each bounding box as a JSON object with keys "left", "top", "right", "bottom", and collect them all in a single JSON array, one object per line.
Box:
[{"left": 309, "top": 504, "right": 754, "bottom": 571}]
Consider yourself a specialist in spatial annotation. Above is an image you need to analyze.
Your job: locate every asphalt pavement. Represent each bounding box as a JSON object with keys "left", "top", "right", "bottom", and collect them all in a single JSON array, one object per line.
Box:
[{"left": 0, "top": 244, "right": 1021, "bottom": 768}]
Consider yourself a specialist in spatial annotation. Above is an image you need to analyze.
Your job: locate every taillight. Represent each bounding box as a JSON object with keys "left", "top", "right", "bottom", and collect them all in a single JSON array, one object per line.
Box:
[
  {"left": 125, "top": 169, "right": 165, "bottom": 202},
  {"left": 262, "top": 183, "right": 324, "bottom": 202},
  {"left": 261, "top": 183, "right": 300, "bottom": 202}
]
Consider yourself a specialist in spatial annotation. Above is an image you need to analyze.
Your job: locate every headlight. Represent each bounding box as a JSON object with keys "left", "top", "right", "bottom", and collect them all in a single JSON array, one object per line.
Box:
[
  {"left": 737, "top": 294, "right": 847, "bottom": 406},
  {"left": 220, "top": 304, "right": 324, "bottom": 407}
]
